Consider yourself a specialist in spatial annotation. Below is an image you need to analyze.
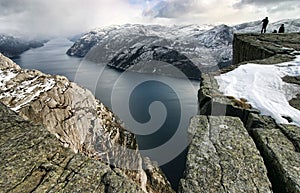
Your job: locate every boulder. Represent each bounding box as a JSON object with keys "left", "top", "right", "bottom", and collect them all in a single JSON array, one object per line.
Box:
[
  {"left": 253, "top": 125, "right": 300, "bottom": 193},
  {"left": 179, "top": 115, "right": 272, "bottom": 193}
]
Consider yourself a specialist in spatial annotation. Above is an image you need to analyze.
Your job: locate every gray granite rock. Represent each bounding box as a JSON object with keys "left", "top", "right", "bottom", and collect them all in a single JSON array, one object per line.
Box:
[
  {"left": 179, "top": 115, "right": 272, "bottom": 193},
  {"left": 245, "top": 112, "right": 300, "bottom": 193},
  {"left": 0, "top": 102, "right": 144, "bottom": 193},
  {"left": 253, "top": 126, "right": 300, "bottom": 193},
  {"left": 233, "top": 33, "right": 300, "bottom": 65},
  {"left": 198, "top": 73, "right": 259, "bottom": 124},
  {"left": 194, "top": 33, "right": 300, "bottom": 193}
]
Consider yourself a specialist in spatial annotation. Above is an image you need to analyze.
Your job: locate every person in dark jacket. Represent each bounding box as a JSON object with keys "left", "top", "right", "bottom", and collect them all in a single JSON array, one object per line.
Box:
[
  {"left": 278, "top": 24, "right": 285, "bottom": 33},
  {"left": 261, "top": 17, "right": 269, "bottom": 33}
]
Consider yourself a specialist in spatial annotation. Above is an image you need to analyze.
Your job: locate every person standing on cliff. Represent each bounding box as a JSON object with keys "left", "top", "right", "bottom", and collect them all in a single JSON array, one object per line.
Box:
[
  {"left": 278, "top": 24, "right": 285, "bottom": 33},
  {"left": 261, "top": 17, "right": 269, "bottom": 33}
]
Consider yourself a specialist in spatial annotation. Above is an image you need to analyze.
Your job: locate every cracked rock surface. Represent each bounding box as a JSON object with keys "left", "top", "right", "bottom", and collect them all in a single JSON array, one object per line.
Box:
[
  {"left": 193, "top": 33, "right": 300, "bottom": 193},
  {"left": 0, "top": 102, "right": 144, "bottom": 193},
  {"left": 179, "top": 115, "right": 272, "bottom": 193},
  {"left": 253, "top": 124, "right": 300, "bottom": 193}
]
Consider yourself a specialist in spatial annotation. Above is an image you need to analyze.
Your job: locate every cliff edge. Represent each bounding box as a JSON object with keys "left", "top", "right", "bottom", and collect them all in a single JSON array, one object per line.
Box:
[
  {"left": 180, "top": 33, "right": 300, "bottom": 193},
  {"left": 0, "top": 53, "right": 174, "bottom": 193},
  {"left": 0, "top": 102, "right": 144, "bottom": 192}
]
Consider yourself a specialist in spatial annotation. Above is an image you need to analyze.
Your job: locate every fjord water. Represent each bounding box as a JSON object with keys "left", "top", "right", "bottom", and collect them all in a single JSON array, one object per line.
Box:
[{"left": 13, "top": 38, "right": 199, "bottom": 190}]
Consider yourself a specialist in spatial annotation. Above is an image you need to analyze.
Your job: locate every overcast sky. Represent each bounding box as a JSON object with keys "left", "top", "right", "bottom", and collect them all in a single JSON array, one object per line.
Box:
[{"left": 0, "top": 0, "right": 299, "bottom": 37}]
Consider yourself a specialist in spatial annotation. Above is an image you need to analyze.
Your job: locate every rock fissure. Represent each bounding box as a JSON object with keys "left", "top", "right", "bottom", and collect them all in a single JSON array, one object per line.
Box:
[
  {"left": 278, "top": 125, "right": 300, "bottom": 153},
  {"left": 207, "top": 117, "right": 226, "bottom": 192},
  {"left": 8, "top": 164, "right": 39, "bottom": 192},
  {"left": 29, "top": 166, "right": 48, "bottom": 193}
]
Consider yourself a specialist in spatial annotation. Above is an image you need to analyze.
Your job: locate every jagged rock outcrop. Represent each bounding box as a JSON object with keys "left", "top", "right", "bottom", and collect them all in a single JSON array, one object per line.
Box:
[
  {"left": 184, "top": 33, "right": 300, "bottom": 193},
  {"left": 179, "top": 115, "right": 272, "bottom": 193},
  {"left": 0, "top": 102, "right": 145, "bottom": 192},
  {"left": 0, "top": 53, "right": 174, "bottom": 193}
]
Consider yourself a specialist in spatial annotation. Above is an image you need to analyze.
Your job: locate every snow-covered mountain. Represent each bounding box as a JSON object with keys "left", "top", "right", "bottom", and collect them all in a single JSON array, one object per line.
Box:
[
  {"left": 108, "top": 45, "right": 202, "bottom": 79},
  {"left": 0, "top": 34, "right": 46, "bottom": 58},
  {"left": 67, "top": 19, "right": 300, "bottom": 78}
]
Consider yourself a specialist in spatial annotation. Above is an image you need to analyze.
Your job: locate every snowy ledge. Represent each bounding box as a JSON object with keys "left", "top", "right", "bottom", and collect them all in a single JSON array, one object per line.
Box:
[{"left": 216, "top": 54, "right": 300, "bottom": 126}]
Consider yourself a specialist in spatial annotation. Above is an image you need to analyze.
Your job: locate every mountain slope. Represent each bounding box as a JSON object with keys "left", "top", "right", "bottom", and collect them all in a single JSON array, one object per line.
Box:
[
  {"left": 67, "top": 19, "right": 300, "bottom": 77},
  {"left": 0, "top": 34, "right": 46, "bottom": 58}
]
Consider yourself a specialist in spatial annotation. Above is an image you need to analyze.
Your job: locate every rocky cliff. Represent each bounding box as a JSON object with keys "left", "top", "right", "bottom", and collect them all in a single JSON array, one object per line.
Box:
[
  {"left": 0, "top": 53, "right": 174, "bottom": 193},
  {"left": 233, "top": 33, "right": 300, "bottom": 65},
  {"left": 180, "top": 33, "right": 300, "bottom": 193},
  {"left": 0, "top": 102, "right": 144, "bottom": 192}
]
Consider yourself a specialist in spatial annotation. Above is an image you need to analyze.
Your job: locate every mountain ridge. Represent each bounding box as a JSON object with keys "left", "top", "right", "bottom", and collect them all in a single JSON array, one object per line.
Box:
[
  {"left": 66, "top": 18, "right": 300, "bottom": 78},
  {"left": 0, "top": 34, "right": 47, "bottom": 58}
]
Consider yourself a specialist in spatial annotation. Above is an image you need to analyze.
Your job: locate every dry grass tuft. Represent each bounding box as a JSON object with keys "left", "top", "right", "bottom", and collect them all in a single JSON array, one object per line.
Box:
[{"left": 226, "top": 96, "right": 252, "bottom": 109}]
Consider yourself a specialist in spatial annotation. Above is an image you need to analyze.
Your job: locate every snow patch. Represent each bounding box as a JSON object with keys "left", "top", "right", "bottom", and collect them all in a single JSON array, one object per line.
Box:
[
  {"left": 0, "top": 72, "right": 56, "bottom": 111},
  {"left": 0, "top": 69, "right": 18, "bottom": 88},
  {"left": 216, "top": 55, "right": 300, "bottom": 126}
]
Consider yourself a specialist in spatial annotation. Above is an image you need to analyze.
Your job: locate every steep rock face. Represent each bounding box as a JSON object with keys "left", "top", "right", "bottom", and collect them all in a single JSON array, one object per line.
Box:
[
  {"left": 233, "top": 33, "right": 300, "bottom": 65},
  {"left": 179, "top": 115, "right": 272, "bottom": 193},
  {"left": 0, "top": 102, "right": 144, "bottom": 192},
  {"left": 0, "top": 53, "right": 174, "bottom": 193}
]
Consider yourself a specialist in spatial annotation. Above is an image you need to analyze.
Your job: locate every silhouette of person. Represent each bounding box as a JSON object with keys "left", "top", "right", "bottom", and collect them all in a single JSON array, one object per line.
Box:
[
  {"left": 272, "top": 29, "right": 277, "bottom": 33},
  {"left": 261, "top": 17, "right": 269, "bottom": 33},
  {"left": 278, "top": 24, "right": 285, "bottom": 33}
]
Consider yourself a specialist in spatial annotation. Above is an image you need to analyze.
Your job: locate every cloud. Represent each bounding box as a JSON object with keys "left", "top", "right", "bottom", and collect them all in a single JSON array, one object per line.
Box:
[
  {"left": 234, "top": 0, "right": 300, "bottom": 12},
  {"left": 143, "top": 0, "right": 207, "bottom": 18},
  {"left": 143, "top": 0, "right": 300, "bottom": 25},
  {"left": 0, "top": 0, "right": 142, "bottom": 37},
  {"left": 233, "top": 0, "right": 300, "bottom": 22},
  {"left": 0, "top": 0, "right": 300, "bottom": 38},
  {"left": 235, "top": 0, "right": 299, "bottom": 7}
]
